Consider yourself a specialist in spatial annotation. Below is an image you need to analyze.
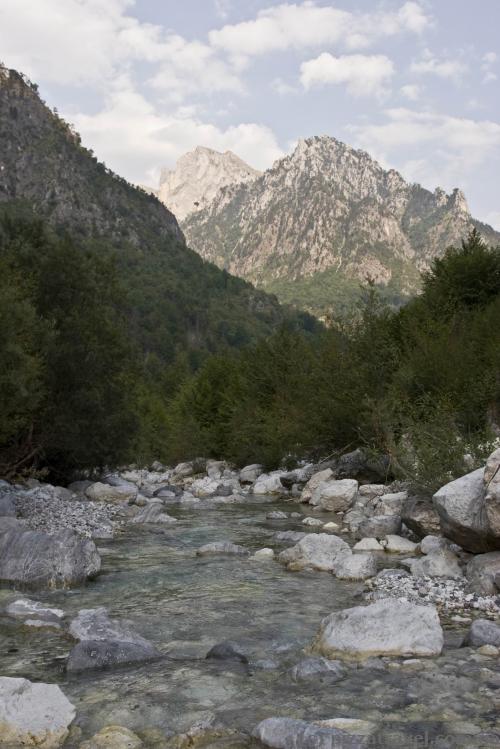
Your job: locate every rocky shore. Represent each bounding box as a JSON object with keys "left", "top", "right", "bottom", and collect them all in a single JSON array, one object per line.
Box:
[{"left": 0, "top": 448, "right": 499, "bottom": 747}]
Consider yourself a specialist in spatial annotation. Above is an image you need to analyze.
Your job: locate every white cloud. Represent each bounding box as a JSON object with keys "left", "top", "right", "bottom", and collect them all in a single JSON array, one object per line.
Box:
[
  {"left": 209, "top": 2, "right": 431, "bottom": 61},
  {"left": 69, "top": 83, "right": 283, "bottom": 185},
  {"left": 483, "top": 52, "right": 497, "bottom": 65},
  {"left": 400, "top": 83, "right": 421, "bottom": 100},
  {"left": 300, "top": 53, "right": 394, "bottom": 97},
  {"left": 271, "top": 77, "right": 298, "bottom": 95},
  {"left": 411, "top": 51, "right": 467, "bottom": 80},
  {"left": 214, "top": 0, "right": 232, "bottom": 20},
  {"left": 349, "top": 108, "right": 500, "bottom": 190}
]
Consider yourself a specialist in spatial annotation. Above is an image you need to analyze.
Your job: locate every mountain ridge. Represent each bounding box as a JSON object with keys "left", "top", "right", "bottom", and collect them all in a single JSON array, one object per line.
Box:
[{"left": 181, "top": 135, "right": 500, "bottom": 314}]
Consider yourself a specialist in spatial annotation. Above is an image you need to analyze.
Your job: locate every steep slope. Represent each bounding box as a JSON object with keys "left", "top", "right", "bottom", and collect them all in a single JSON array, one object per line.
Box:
[
  {"left": 158, "top": 146, "right": 261, "bottom": 220},
  {"left": 0, "top": 67, "right": 312, "bottom": 360},
  {"left": 184, "top": 136, "right": 500, "bottom": 315}
]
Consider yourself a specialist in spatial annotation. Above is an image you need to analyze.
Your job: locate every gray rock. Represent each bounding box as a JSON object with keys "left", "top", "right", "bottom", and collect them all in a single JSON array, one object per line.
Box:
[
  {"left": 85, "top": 482, "right": 137, "bottom": 503},
  {"left": 335, "top": 448, "right": 390, "bottom": 484},
  {"left": 0, "top": 677, "right": 75, "bottom": 747},
  {"left": 196, "top": 541, "right": 249, "bottom": 556},
  {"left": 67, "top": 607, "right": 159, "bottom": 672},
  {"left": 290, "top": 657, "right": 346, "bottom": 683},
  {"left": 0, "top": 517, "right": 28, "bottom": 534},
  {"left": 374, "top": 491, "right": 407, "bottom": 516},
  {"left": 402, "top": 495, "right": 441, "bottom": 538},
  {"left": 485, "top": 447, "right": 500, "bottom": 538},
  {"left": 313, "top": 599, "right": 444, "bottom": 658},
  {"left": 310, "top": 479, "right": 358, "bottom": 512},
  {"left": 466, "top": 618, "right": 500, "bottom": 647},
  {"left": 173, "top": 461, "right": 195, "bottom": 478},
  {"left": 335, "top": 553, "right": 377, "bottom": 581},
  {"left": 466, "top": 551, "right": 500, "bottom": 594},
  {"left": 67, "top": 639, "right": 159, "bottom": 672},
  {"left": 205, "top": 641, "right": 248, "bottom": 664},
  {"left": 409, "top": 547, "right": 463, "bottom": 579},
  {"left": 433, "top": 467, "right": 497, "bottom": 553},
  {"left": 253, "top": 717, "right": 365, "bottom": 749},
  {"left": 0, "top": 527, "right": 100, "bottom": 588},
  {"left": 279, "top": 533, "right": 351, "bottom": 571},
  {"left": 239, "top": 464, "right": 264, "bottom": 484},
  {"left": 67, "top": 480, "right": 93, "bottom": 494},
  {"left": 267, "top": 511, "right": 289, "bottom": 520},
  {"left": 357, "top": 515, "right": 401, "bottom": 539},
  {"left": 300, "top": 468, "right": 334, "bottom": 504}
]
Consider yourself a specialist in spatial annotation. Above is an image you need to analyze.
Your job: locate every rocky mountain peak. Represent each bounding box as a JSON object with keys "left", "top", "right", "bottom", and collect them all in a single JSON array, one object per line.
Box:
[{"left": 157, "top": 146, "right": 261, "bottom": 220}]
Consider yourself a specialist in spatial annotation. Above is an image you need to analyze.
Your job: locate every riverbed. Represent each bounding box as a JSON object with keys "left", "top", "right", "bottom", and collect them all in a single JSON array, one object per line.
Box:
[{"left": 1, "top": 496, "right": 499, "bottom": 747}]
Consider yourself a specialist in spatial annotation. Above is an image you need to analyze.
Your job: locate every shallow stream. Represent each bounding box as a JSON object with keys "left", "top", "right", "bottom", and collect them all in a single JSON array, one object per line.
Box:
[{"left": 1, "top": 497, "right": 499, "bottom": 747}]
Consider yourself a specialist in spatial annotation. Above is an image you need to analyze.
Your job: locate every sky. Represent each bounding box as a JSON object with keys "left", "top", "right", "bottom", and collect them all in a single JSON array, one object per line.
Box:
[{"left": 1, "top": 0, "right": 499, "bottom": 228}]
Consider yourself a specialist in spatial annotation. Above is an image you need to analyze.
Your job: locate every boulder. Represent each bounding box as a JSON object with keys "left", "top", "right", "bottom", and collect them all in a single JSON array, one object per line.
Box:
[
  {"left": 85, "top": 482, "right": 137, "bottom": 503},
  {"left": 253, "top": 718, "right": 365, "bottom": 749},
  {"left": 401, "top": 495, "right": 441, "bottom": 538},
  {"left": 130, "top": 504, "right": 177, "bottom": 525},
  {"left": 253, "top": 473, "right": 287, "bottom": 495},
  {"left": 172, "top": 461, "right": 195, "bottom": 478},
  {"left": 190, "top": 477, "right": 222, "bottom": 497},
  {"left": 484, "top": 447, "right": 500, "bottom": 538},
  {"left": 466, "top": 551, "right": 500, "bottom": 594},
  {"left": 409, "top": 547, "right": 463, "bottom": 579},
  {"left": 0, "top": 527, "right": 100, "bottom": 588},
  {"left": 6, "top": 598, "right": 64, "bottom": 623},
  {"left": 279, "top": 533, "right": 350, "bottom": 572},
  {"left": 313, "top": 599, "right": 444, "bottom": 658},
  {"left": 353, "top": 538, "right": 383, "bottom": 552},
  {"left": 289, "top": 657, "right": 346, "bottom": 683},
  {"left": 433, "top": 467, "right": 498, "bottom": 553},
  {"left": 335, "top": 449, "right": 390, "bottom": 484},
  {"left": 196, "top": 541, "right": 249, "bottom": 556},
  {"left": 374, "top": 492, "right": 407, "bottom": 516},
  {"left": 300, "top": 468, "right": 334, "bottom": 504},
  {"left": 0, "top": 676, "right": 75, "bottom": 748},
  {"left": 67, "top": 607, "right": 159, "bottom": 672},
  {"left": 334, "top": 553, "right": 377, "bottom": 581},
  {"left": 206, "top": 460, "right": 228, "bottom": 479},
  {"left": 311, "top": 479, "right": 358, "bottom": 513},
  {"left": 358, "top": 484, "right": 385, "bottom": 499},
  {"left": 267, "top": 511, "right": 289, "bottom": 520},
  {"left": 357, "top": 515, "right": 401, "bottom": 539},
  {"left": 466, "top": 619, "right": 500, "bottom": 648},
  {"left": 79, "top": 725, "right": 143, "bottom": 749},
  {"left": 381, "top": 535, "right": 418, "bottom": 554},
  {"left": 239, "top": 464, "right": 264, "bottom": 484}
]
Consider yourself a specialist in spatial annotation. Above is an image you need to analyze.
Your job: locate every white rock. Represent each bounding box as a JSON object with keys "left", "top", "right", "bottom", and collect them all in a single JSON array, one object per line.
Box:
[
  {"left": 6, "top": 599, "right": 64, "bottom": 622},
  {"left": 374, "top": 491, "right": 407, "bottom": 516},
  {"left": 409, "top": 548, "right": 463, "bottom": 579},
  {"left": 358, "top": 484, "right": 386, "bottom": 499},
  {"left": 310, "top": 479, "right": 358, "bottom": 512},
  {"left": 382, "top": 535, "right": 418, "bottom": 554},
  {"left": 239, "top": 464, "right": 264, "bottom": 483},
  {"left": 253, "top": 473, "right": 286, "bottom": 495},
  {"left": 300, "top": 468, "right": 334, "bottom": 503},
  {"left": 0, "top": 677, "right": 75, "bottom": 747},
  {"left": 334, "top": 553, "right": 377, "bottom": 581},
  {"left": 85, "top": 482, "right": 137, "bottom": 503},
  {"left": 323, "top": 521, "right": 340, "bottom": 531},
  {"left": 353, "top": 538, "right": 383, "bottom": 552},
  {"left": 278, "top": 533, "right": 350, "bottom": 571},
  {"left": 302, "top": 516, "right": 324, "bottom": 527},
  {"left": 313, "top": 599, "right": 444, "bottom": 658},
  {"left": 251, "top": 548, "right": 275, "bottom": 560},
  {"left": 314, "top": 718, "right": 376, "bottom": 736}
]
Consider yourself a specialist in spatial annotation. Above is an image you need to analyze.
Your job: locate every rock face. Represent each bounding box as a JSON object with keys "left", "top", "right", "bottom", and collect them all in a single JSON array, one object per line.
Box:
[
  {"left": 0, "top": 527, "right": 100, "bottom": 588},
  {"left": 433, "top": 458, "right": 500, "bottom": 552},
  {"left": 157, "top": 146, "right": 261, "bottom": 221},
  {"left": 183, "top": 135, "right": 500, "bottom": 316},
  {"left": 67, "top": 607, "right": 159, "bottom": 672},
  {"left": 0, "top": 676, "right": 75, "bottom": 747},
  {"left": 279, "top": 533, "right": 351, "bottom": 571},
  {"left": 253, "top": 717, "right": 365, "bottom": 749},
  {"left": 313, "top": 600, "right": 444, "bottom": 658}
]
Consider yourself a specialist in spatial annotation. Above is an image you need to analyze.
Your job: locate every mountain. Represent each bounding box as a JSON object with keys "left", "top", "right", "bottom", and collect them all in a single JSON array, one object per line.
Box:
[
  {"left": 0, "top": 66, "right": 313, "bottom": 361},
  {"left": 157, "top": 146, "right": 261, "bottom": 221},
  {"left": 183, "top": 135, "right": 500, "bottom": 316}
]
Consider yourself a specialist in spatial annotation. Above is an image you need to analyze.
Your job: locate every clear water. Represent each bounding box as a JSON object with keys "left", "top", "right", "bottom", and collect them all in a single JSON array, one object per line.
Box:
[{"left": 0, "top": 498, "right": 499, "bottom": 747}]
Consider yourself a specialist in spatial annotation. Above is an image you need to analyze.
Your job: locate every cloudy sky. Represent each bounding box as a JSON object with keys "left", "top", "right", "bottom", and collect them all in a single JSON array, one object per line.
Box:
[{"left": 1, "top": 0, "right": 499, "bottom": 227}]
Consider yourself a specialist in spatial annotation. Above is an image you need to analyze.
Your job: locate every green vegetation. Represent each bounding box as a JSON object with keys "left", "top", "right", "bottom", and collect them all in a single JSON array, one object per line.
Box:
[{"left": 164, "top": 230, "right": 500, "bottom": 493}]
